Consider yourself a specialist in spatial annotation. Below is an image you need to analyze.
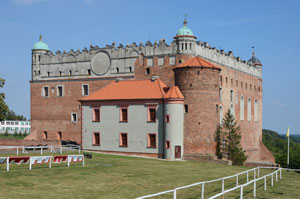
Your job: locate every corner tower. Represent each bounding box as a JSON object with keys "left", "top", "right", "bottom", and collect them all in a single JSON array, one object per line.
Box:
[
  {"left": 173, "top": 19, "right": 196, "bottom": 55},
  {"left": 173, "top": 57, "right": 221, "bottom": 156}
]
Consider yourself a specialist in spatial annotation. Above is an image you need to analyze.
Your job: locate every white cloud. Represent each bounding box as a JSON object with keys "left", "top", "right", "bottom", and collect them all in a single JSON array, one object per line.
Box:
[
  {"left": 273, "top": 100, "right": 286, "bottom": 108},
  {"left": 11, "top": 0, "right": 47, "bottom": 5}
]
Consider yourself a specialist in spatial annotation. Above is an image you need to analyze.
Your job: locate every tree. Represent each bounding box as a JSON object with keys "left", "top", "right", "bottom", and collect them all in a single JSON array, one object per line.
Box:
[
  {"left": 6, "top": 109, "right": 27, "bottom": 121},
  {"left": 214, "top": 125, "right": 223, "bottom": 159},
  {"left": 216, "top": 110, "right": 247, "bottom": 165},
  {"left": 0, "top": 78, "right": 8, "bottom": 121}
]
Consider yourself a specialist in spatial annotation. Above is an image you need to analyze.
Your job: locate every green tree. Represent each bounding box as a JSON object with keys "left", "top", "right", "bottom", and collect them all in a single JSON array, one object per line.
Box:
[
  {"left": 4, "top": 129, "right": 9, "bottom": 136},
  {"left": 214, "top": 125, "right": 223, "bottom": 159},
  {"left": 6, "top": 109, "right": 27, "bottom": 121},
  {"left": 0, "top": 78, "right": 8, "bottom": 121},
  {"left": 14, "top": 129, "right": 18, "bottom": 137},
  {"left": 218, "top": 110, "right": 247, "bottom": 165}
]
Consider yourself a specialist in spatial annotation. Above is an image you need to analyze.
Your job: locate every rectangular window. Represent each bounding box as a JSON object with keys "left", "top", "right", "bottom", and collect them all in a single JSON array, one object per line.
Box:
[
  {"left": 82, "top": 84, "right": 89, "bottom": 96},
  {"left": 43, "top": 131, "right": 48, "bottom": 140},
  {"left": 120, "top": 107, "right": 128, "bottom": 122},
  {"left": 184, "top": 104, "right": 188, "bottom": 113},
  {"left": 87, "top": 69, "right": 91, "bottom": 75},
  {"left": 146, "top": 68, "right": 150, "bottom": 75},
  {"left": 165, "top": 115, "right": 170, "bottom": 123},
  {"left": 230, "top": 90, "right": 233, "bottom": 102},
  {"left": 148, "top": 108, "right": 156, "bottom": 122},
  {"left": 93, "top": 132, "right": 100, "bottom": 146},
  {"left": 147, "top": 134, "right": 156, "bottom": 148},
  {"left": 43, "top": 86, "right": 49, "bottom": 97},
  {"left": 120, "top": 133, "right": 128, "bottom": 147},
  {"left": 93, "top": 108, "right": 100, "bottom": 122},
  {"left": 57, "top": 86, "right": 64, "bottom": 97},
  {"left": 219, "top": 87, "right": 222, "bottom": 101},
  {"left": 71, "top": 113, "right": 77, "bottom": 122},
  {"left": 165, "top": 140, "right": 170, "bottom": 149}
]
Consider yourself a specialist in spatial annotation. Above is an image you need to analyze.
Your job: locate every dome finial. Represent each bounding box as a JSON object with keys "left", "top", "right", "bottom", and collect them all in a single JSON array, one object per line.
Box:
[
  {"left": 39, "top": 34, "right": 43, "bottom": 41},
  {"left": 184, "top": 14, "right": 188, "bottom": 26},
  {"left": 251, "top": 46, "right": 255, "bottom": 56}
]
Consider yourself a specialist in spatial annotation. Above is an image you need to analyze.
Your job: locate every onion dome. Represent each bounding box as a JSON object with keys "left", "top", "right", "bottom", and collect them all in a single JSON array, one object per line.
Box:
[
  {"left": 176, "top": 19, "right": 195, "bottom": 37},
  {"left": 33, "top": 35, "right": 49, "bottom": 51},
  {"left": 248, "top": 51, "right": 262, "bottom": 66}
]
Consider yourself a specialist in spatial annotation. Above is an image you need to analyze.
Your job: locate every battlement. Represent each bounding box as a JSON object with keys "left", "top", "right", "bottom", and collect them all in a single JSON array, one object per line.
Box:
[{"left": 31, "top": 38, "right": 261, "bottom": 82}]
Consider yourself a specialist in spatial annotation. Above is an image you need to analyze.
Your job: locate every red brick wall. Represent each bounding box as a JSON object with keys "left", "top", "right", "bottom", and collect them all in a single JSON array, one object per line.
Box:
[
  {"left": 0, "top": 139, "right": 61, "bottom": 146},
  {"left": 174, "top": 66, "right": 221, "bottom": 155}
]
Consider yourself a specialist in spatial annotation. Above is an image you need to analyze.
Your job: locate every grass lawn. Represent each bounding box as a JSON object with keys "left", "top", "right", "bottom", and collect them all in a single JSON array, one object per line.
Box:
[{"left": 0, "top": 152, "right": 299, "bottom": 199}]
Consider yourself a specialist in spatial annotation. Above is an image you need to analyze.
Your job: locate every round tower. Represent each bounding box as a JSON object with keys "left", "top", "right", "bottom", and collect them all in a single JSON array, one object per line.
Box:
[
  {"left": 173, "top": 19, "right": 197, "bottom": 55},
  {"left": 173, "top": 57, "right": 221, "bottom": 156},
  {"left": 32, "top": 35, "right": 49, "bottom": 80},
  {"left": 164, "top": 87, "right": 185, "bottom": 160}
]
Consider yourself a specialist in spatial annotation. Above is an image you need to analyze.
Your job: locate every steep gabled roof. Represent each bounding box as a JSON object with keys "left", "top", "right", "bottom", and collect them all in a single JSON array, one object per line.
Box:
[
  {"left": 80, "top": 79, "right": 177, "bottom": 101},
  {"left": 174, "top": 56, "right": 221, "bottom": 70}
]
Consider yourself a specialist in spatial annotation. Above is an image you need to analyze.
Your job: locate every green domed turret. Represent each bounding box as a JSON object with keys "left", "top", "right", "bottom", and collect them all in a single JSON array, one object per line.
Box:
[
  {"left": 176, "top": 19, "right": 194, "bottom": 36},
  {"left": 33, "top": 35, "right": 49, "bottom": 51}
]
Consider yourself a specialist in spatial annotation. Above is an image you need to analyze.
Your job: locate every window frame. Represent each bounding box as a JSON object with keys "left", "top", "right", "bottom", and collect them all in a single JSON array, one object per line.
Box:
[
  {"left": 148, "top": 107, "right": 157, "bottom": 123},
  {"left": 56, "top": 85, "right": 64, "bottom": 97},
  {"left": 82, "top": 84, "right": 89, "bottom": 96},
  {"left": 42, "top": 86, "right": 49, "bottom": 97},
  {"left": 147, "top": 133, "right": 157, "bottom": 148},
  {"left": 119, "top": 133, "right": 128, "bottom": 147},
  {"left": 71, "top": 112, "right": 78, "bottom": 123},
  {"left": 92, "top": 107, "right": 100, "bottom": 122},
  {"left": 93, "top": 132, "right": 100, "bottom": 146},
  {"left": 120, "top": 106, "right": 128, "bottom": 122},
  {"left": 165, "top": 140, "right": 170, "bottom": 149}
]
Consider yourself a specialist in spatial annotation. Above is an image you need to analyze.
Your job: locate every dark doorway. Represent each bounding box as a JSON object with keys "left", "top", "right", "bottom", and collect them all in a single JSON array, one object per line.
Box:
[{"left": 175, "top": 146, "right": 181, "bottom": 159}]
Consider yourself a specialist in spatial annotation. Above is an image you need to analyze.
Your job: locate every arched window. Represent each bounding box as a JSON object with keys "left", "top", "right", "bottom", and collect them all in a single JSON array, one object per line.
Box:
[
  {"left": 248, "top": 97, "right": 251, "bottom": 121},
  {"left": 230, "top": 103, "right": 234, "bottom": 117},
  {"left": 240, "top": 96, "right": 244, "bottom": 120},
  {"left": 254, "top": 99, "right": 258, "bottom": 122},
  {"left": 190, "top": 43, "right": 192, "bottom": 50},
  {"left": 219, "top": 105, "right": 223, "bottom": 124},
  {"left": 185, "top": 43, "right": 187, "bottom": 50}
]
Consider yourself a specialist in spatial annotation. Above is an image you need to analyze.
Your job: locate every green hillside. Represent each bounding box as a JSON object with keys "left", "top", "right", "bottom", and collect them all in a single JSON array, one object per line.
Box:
[{"left": 263, "top": 129, "right": 300, "bottom": 169}]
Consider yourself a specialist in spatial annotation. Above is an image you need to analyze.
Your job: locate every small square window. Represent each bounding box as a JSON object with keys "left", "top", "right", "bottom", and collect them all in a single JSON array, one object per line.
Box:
[
  {"left": 93, "top": 132, "right": 100, "bottom": 146},
  {"left": 120, "top": 133, "right": 128, "bottom": 147},
  {"left": 82, "top": 84, "right": 89, "bottom": 96},
  {"left": 165, "top": 115, "right": 170, "bottom": 123},
  {"left": 71, "top": 113, "right": 77, "bottom": 122},
  {"left": 165, "top": 140, "right": 170, "bottom": 149},
  {"left": 146, "top": 68, "right": 150, "bottom": 75},
  {"left": 147, "top": 134, "right": 156, "bottom": 148},
  {"left": 120, "top": 107, "right": 128, "bottom": 122},
  {"left": 93, "top": 108, "right": 100, "bottom": 122}
]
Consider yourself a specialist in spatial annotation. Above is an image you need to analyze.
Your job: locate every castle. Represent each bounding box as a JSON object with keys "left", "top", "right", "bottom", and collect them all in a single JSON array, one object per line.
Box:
[{"left": 30, "top": 19, "right": 274, "bottom": 162}]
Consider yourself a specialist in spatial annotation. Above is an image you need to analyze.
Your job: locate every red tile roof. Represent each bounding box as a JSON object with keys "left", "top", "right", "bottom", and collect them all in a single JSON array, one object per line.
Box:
[
  {"left": 80, "top": 79, "right": 184, "bottom": 101},
  {"left": 175, "top": 56, "right": 221, "bottom": 70}
]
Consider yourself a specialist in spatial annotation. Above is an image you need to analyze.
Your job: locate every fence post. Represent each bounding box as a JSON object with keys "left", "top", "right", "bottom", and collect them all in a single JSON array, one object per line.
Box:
[
  {"left": 280, "top": 168, "right": 282, "bottom": 179},
  {"left": 271, "top": 174, "right": 274, "bottom": 186},
  {"left": 201, "top": 183, "right": 205, "bottom": 199},
  {"left": 254, "top": 169, "right": 256, "bottom": 179},
  {"left": 82, "top": 156, "right": 85, "bottom": 167},
  {"left": 16, "top": 147, "right": 19, "bottom": 156},
  {"left": 6, "top": 157, "right": 9, "bottom": 171},
  {"left": 258, "top": 167, "right": 260, "bottom": 177},
  {"left": 60, "top": 147, "right": 62, "bottom": 154},
  {"left": 29, "top": 157, "right": 32, "bottom": 171},
  {"left": 222, "top": 179, "right": 224, "bottom": 192},
  {"left": 173, "top": 189, "right": 176, "bottom": 199},
  {"left": 247, "top": 171, "right": 249, "bottom": 182},
  {"left": 276, "top": 170, "right": 278, "bottom": 182},
  {"left": 240, "top": 186, "right": 243, "bottom": 199},
  {"left": 236, "top": 175, "right": 239, "bottom": 186},
  {"left": 78, "top": 146, "right": 80, "bottom": 154},
  {"left": 22, "top": 146, "right": 25, "bottom": 153},
  {"left": 264, "top": 176, "right": 267, "bottom": 190},
  {"left": 253, "top": 181, "right": 256, "bottom": 198},
  {"left": 67, "top": 156, "right": 70, "bottom": 167},
  {"left": 49, "top": 156, "right": 52, "bottom": 168},
  {"left": 41, "top": 147, "right": 43, "bottom": 155}
]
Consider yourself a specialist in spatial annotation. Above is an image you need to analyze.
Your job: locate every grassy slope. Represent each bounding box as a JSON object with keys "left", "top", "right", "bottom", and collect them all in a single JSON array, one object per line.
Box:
[{"left": 0, "top": 152, "right": 299, "bottom": 199}]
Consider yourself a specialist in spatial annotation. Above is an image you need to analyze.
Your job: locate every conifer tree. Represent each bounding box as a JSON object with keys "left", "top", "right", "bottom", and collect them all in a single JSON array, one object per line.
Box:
[
  {"left": 216, "top": 110, "right": 247, "bottom": 165},
  {"left": 214, "top": 125, "right": 223, "bottom": 159},
  {"left": 0, "top": 78, "right": 8, "bottom": 121}
]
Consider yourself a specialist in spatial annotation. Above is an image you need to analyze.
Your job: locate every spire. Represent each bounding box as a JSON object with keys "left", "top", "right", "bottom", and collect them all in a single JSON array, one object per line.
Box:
[
  {"left": 183, "top": 14, "right": 188, "bottom": 26},
  {"left": 251, "top": 46, "right": 255, "bottom": 57},
  {"left": 39, "top": 34, "right": 43, "bottom": 41}
]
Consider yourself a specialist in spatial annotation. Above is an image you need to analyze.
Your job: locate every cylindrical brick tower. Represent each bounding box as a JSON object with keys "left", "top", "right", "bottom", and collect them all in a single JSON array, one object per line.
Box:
[{"left": 173, "top": 57, "right": 221, "bottom": 156}]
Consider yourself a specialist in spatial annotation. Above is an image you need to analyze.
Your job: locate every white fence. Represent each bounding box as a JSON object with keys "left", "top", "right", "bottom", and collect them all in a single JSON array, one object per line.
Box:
[
  {"left": 0, "top": 144, "right": 81, "bottom": 155},
  {"left": 137, "top": 167, "right": 298, "bottom": 199}
]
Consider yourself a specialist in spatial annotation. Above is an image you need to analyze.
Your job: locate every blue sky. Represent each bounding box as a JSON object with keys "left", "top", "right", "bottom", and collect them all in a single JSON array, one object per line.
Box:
[{"left": 0, "top": 0, "right": 299, "bottom": 134}]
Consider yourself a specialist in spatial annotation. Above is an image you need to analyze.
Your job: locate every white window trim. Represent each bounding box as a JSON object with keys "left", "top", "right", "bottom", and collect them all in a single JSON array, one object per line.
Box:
[
  {"left": 240, "top": 95, "right": 244, "bottom": 121},
  {"left": 42, "top": 86, "right": 49, "bottom": 97},
  {"left": 56, "top": 85, "right": 64, "bottom": 97},
  {"left": 82, "top": 84, "right": 89, "bottom": 96},
  {"left": 71, "top": 112, "right": 77, "bottom": 123},
  {"left": 248, "top": 97, "right": 252, "bottom": 121}
]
